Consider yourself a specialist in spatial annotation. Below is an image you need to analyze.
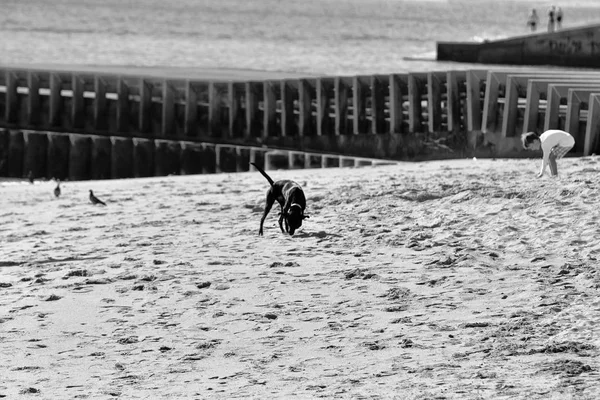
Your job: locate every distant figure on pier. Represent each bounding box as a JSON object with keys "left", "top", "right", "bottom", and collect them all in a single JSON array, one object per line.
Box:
[
  {"left": 521, "top": 129, "right": 575, "bottom": 177},
  {"left": 556, "top": 7, "right": 563, "bottom": 30},
  {"left": 527, "top": 9, "right": 539, "bottom": 32},
  {"left": 547, "top": 5, "right": 556, "bottom": 32}
]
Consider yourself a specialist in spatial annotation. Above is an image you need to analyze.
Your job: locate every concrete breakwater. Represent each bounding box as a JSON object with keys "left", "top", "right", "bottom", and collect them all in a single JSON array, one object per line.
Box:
[
  {"left": 0, "top": 129, "right": 394, "bottom": 181},
  {"left": 437, "top": 24, "right": 600, "bottom": 69}
]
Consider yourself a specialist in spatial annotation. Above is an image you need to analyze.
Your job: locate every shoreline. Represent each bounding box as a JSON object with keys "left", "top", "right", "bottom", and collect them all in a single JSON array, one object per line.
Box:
[{"left": 0, "top": 63, "right": 320, "bottom": 81}]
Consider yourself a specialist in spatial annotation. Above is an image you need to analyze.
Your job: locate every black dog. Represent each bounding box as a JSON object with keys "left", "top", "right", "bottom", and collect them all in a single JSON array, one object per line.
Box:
[{"left": 251, "top": 162, "right": 308, "bottom": 236}]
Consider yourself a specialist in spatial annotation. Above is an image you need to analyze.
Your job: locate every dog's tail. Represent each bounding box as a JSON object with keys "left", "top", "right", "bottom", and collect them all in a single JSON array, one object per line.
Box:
[{"left": 250, "top": 162, "right": 275, "bottom": 187}]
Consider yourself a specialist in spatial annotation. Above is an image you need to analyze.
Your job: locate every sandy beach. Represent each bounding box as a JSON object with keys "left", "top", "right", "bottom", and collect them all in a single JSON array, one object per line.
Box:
[{"left": 1, "top": 157, "right": 600, "bottom": 399}]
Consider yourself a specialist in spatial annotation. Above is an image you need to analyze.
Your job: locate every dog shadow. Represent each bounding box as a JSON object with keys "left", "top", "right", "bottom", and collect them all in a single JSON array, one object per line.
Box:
[{"left": 294, "top": 230, "right": 342, "bottom": 239}]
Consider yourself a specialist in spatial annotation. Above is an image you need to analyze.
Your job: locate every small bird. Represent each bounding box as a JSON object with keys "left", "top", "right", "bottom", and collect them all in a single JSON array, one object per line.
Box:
[
  {"left": 27, "top": 170, "right": 34, "bottom": 184},
  {"left": 89, "top": 190, "right": 106, "bottom": 206},
  {"left": 54, "top": 181, "right": 61, "bottom": 198}
]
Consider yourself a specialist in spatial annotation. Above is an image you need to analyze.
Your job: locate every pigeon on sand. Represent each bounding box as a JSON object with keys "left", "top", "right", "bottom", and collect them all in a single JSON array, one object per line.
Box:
[
  {"left": 89, "top": 190, "right": 106, "bottom": 206},
  {"left": 54, "top": 181, "right": 61, "bottom": 198}
]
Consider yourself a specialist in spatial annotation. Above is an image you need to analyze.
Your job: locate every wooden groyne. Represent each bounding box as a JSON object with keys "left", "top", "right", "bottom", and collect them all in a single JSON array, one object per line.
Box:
[
  {"left": 0, "top": 67, "right": 484, "bottom": 157},
  {"left": 2, "top": 66, "right": 600, "bottom": 180},
  {"left": 0, "top": 129, "right": 395, "bottom": 181}
]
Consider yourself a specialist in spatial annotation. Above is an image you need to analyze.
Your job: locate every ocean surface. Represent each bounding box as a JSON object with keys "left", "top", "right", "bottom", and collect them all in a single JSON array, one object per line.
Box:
[{"left": 1, "top": 0, "right": 600, "bottom": 76}]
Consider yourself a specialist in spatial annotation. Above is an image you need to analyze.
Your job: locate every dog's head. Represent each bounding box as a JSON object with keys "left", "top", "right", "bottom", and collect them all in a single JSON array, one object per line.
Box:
[{"left": 286, "top": 203, "right": 309, "bottom": 235}]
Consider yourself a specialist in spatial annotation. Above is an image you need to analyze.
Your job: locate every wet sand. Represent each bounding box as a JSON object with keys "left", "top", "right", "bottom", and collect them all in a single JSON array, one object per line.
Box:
[{"left": 1, "top": 157, "right": 600, "bottom": 399}]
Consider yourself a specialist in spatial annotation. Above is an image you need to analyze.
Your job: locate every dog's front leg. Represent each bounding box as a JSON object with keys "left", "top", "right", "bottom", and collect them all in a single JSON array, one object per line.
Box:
[
  {"left": 259, "top": 198, "right": 275, "bottom": 236},
  {"left": 278, "top": 213, "right": 287, "bottom": 233}
]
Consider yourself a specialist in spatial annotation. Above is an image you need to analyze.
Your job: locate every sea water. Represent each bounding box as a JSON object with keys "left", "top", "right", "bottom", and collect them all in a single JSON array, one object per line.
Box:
[{"left": 0, "top": 0, "right": 599, "bottom": 75}]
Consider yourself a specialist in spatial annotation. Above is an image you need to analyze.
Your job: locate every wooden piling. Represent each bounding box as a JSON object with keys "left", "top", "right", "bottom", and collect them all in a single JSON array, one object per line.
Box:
[
  {"left": 162, "top": 80, "right": 175, "bottom": 137},
  {"left": 334, "top": 77, "right": 349, "bottom": 136},
  {"left": 263, "top": 81, "right": 277, "bottom": 139},
  {"left": 298, "top": 79, "right": 313, "bottom": 137},
  {"left": 249, "top": 148, "right": 266, "bottom": 171},
  {"left": 7, "top": 130, "right": 24, "bottom": 178},
  {"left": 69, "top": 134, "right": 92, "bottom": 180},
  {"left": 228, "top": 82, "right": 241, "bottom": 138},
  {"left": 116, "top": 78, "right": 129, "bottom": 133},
  {"left": 72, "top": 75, "right": 86, "bottom": 129},
  {"left": 27, "top": 72, "right": 41, "bottom": 126},
  {"left": 305, "top": 153, "right": 322, "bottom": 168},
  {"left": 202, "top": 144, "right": 216, "bottom": 174},
  {"left": 280, "top": 80, "right": 295, "bottom": 137},
  {"left": 5, "top": 71, "right": 18, "bottom": 124},
  {"left": 23, "top": 131, "right": 48, "bottom": 180},
  {"left": 522, "top": 80, "right": 542, "bottom": 134},
  {"left": 466, "top": 70, "right": 485, "bottom": 133},
  {"left": 245, "top": 82, "right": 260, "bottom": 138},
  {"left": 264, "top": 151, "right": 288, "bottom": 170},
  {"left": 139, "top": 79, "right": 153, "bottom": 134},
  {"left": 208, "top": 82, "right": 222, "bottom": 138},
  {"left": 352, "top": 76, "right": 367, "bottom": 135},
  {"left": 184, "top": 82, "right": 199, "bottom": 138},
  {"left": 427, "top": 73, "right": 442, "bottom": 133},
  {"left": 371, "top": 75, "right": 386, "bottom": 134},
  {"left": 216, "top": 145, "right": 237, "bottom": 173},
  {"left": 340, "top": 157, "right": 355, "bottom": 168},
  {"left": 0, "top": 129, "right": 8, "bottom": 176},
  {"left": 49, "top": 73, "right": 63, "bottom": 127},
  {"left": 501, "top": 75, "right": 522, "bottom": 137},
  {"left": 316, "top": 78, "right": 332, "bottom": 136},
  {"left": 236, "top": 146, "right": 251, "bottom": 172},
  {"left": 154, "top": 139, "right": 181, "bottom": 176},
  {"left": 584, "top": 94, "right": 600, "bottom": 156},
  {"left": 565, "top": 88, "right": 583, "bottom": 143},
  {"left": 289, "top": 151, "right": 305, "bottom": 169},
  {"left": 132, "top": 138, "right": 155, "bottom": 178},
  {"left": 180, "top": 141, "right": 203, "bottom": 175},
  {"left": 90, "top": 135, "right": 112, "bottom": 180},
  {"left": 388, "top": 74, "right": 404, "bottom": 134},
  {"left": 46, "top": 133, "right": 70, "bottom": 180},
  {"left": 322, "top": 155, "right": 340, "bottom": 168},
  {"left": 407, "top": 74, "right": 422, "bottom": 133},
  {"left": 446, "top": 71, "right": 462, "bottom": 133},
  {"left": 110, "top": 137, "right": 134, "bottom": 179},
  {"left": 94, "top": 76, "right": 108, "bottom": 131},
  {"left": 481, "top": 71, "right": 502, "bottom": 134}
]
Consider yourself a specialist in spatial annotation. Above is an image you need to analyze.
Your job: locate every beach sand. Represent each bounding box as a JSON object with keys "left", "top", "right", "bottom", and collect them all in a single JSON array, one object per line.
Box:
[{"left": 1, "top": 157, "right": 600, "bottom": 399}]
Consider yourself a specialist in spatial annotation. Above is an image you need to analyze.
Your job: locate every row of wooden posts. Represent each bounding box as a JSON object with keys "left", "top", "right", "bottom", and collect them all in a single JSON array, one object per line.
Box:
[
  {"left": 0, "top": 129, "right": 396, "bottom": 181},
  {"left": 482, "top": 70, "right": 600, "bottom": 155},
  {"left": 2, "top": 67, "right": 600, "bottom": 170},
  {"left": 0, "top": 67, "right": 481, "bottom": 142}
]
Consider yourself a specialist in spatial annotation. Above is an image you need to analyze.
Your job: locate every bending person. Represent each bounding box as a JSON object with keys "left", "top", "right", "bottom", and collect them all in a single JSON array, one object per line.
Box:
[{"left": 521, "top": 129, "right": 575, "bottom": 177}]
